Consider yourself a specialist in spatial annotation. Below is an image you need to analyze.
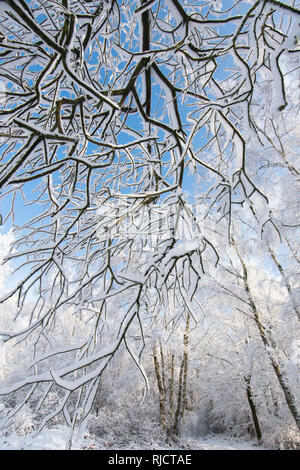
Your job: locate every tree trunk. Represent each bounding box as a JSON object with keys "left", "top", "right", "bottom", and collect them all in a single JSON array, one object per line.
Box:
[
  {"left": 180, "top": 314, "right": 190, "bottom": 420},
  {"left": 172, "top": 358, "right": 184, "bottom": 436},
  {"left": 153, "top": 345, "right": 167, "bottom": 430},
  {"left": 172, "top": 313, "right": 190, "bottom": 436},
  {"left": 233, "top": 240, "right": 300, "bottom": 432},
  {"left": 167, "top": 351, "right": 175, "bottom": 438},
  {"left": 244, "top": 375, "right": 262, "bottom": 441}
]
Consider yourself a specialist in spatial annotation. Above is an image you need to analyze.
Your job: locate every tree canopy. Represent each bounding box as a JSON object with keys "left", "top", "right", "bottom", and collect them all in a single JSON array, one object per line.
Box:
[{"left": 0, "top": 0, "right": 299, "bottom": 440}]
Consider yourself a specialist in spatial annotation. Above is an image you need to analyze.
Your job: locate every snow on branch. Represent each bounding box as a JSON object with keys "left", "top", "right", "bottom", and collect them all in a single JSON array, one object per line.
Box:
[{"left": 0, "top": 0, "right": 299, "bottom": 431}]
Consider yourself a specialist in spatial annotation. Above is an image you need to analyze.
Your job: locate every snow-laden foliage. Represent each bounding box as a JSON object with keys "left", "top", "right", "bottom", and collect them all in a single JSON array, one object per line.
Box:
[{"left": 0, "top": 0, "right": 299, "bottom": 448}]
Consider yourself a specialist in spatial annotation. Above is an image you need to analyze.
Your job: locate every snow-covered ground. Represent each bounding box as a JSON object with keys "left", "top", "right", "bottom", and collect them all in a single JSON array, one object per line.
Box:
[
  {"left": 0, "top": 427, "right": 266, "bottom": 450},
  {"left": 181, "top": 435, "right": 265, "bottom": 451}
]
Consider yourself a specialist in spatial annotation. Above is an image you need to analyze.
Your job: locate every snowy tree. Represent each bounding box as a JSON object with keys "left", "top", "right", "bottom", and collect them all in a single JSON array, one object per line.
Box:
[{"left": 0, "top": 0, "right": 299, "bottom": 438}]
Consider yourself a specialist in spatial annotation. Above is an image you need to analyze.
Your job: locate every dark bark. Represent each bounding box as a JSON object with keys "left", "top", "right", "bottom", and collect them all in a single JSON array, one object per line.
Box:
[
  {"left": 233, "top": 240, "right": 300, "bottom": 432},
  {"left": 244, "top": 376, "right": 262, "bottom": 441}
]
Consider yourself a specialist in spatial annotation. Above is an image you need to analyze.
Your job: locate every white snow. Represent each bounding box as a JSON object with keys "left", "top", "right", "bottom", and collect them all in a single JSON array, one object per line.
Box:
[
  {"left": 0, "top": 428, "right": 266, "bottom": 450},
  {"left": 0, "top": 426, "right": 82, "bottom": 450}
]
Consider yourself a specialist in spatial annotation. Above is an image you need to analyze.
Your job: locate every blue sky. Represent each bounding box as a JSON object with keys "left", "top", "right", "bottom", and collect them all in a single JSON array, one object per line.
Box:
[{"left": 0, "top": 0, "right": 297, "bottom": 238}]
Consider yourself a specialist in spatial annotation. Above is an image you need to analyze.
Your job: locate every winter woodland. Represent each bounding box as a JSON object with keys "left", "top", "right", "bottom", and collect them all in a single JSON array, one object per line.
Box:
[{"left": 0, "top": 0, "right": 300, "bottom": 450}]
